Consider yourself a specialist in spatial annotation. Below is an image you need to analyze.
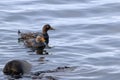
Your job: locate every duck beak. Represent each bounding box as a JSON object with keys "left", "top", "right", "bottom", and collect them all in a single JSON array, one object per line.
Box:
[{"left": 49, "top": 27, "right": 55, "bottom": 30}]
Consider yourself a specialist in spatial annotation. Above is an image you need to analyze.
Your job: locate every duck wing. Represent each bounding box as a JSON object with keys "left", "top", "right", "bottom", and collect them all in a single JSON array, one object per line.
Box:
[
  {"left": 18, "top": 31, "right": 42, "bottom": 40},
  {"left": 24, "top": 39, "right": 34, "bottom": 47},
  {"left": 24, "top": 39, "right": 45, "bottom": 48}
]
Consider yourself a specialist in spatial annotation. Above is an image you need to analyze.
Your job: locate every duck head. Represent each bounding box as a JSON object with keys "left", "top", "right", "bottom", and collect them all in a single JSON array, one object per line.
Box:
[{"left": 42, "top": 24, "right": 55, "bottom": 33}]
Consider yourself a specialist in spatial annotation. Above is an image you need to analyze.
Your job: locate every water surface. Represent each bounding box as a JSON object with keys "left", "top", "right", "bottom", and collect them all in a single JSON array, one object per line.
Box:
[{"left": 0, "top": 0, "right": 120, "bottom": 80}]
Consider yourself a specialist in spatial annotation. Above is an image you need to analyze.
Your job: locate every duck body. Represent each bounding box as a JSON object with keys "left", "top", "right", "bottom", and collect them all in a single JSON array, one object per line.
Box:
[
  {"left": 18, "top": 24, "right": 55, "bottom": 47},
  {"left": 3, "top": 60, "right": 31, "bottom": 79},
  {"left": 24, "top": 35, "right": 46, "bottom": 54},
  {"left": 24, "top": 39, "right": 46, "bottom": 49}
]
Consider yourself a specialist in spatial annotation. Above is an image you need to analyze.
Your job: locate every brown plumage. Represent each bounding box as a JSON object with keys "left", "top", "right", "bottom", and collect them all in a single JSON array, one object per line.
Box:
[
  {"left": 18, "top": 24, "right": 55, "bottom": 46},
  {"left": 24, "top": 35, "right": 46, "bottom": 54}
]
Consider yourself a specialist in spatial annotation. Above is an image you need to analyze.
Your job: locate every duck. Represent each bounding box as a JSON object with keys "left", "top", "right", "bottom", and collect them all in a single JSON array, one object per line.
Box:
[
  {"left": 18, "top": 24, "right": 55, "bottom": 48},
  {"left": 3, "top": 60, "right": 32, "bottom": 79},
  {"left": 24, "top": 35, "right": 46, "bottom": 54}
]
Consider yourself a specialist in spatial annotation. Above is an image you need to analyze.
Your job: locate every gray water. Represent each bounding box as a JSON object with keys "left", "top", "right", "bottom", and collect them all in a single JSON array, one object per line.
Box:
[{"left": 0, "top": 0, "right": 120, "bottom": 80}]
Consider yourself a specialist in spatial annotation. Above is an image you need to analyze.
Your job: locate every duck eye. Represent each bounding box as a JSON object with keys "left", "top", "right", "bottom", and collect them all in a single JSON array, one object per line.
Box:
[{"left": 47, "top": 26, "right": 50, "bottom": 29}]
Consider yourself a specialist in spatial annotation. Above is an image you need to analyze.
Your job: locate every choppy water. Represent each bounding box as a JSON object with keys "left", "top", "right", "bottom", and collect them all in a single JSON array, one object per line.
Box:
[{"left": 0, "top": 0, "right": 120, "bottom": 80}]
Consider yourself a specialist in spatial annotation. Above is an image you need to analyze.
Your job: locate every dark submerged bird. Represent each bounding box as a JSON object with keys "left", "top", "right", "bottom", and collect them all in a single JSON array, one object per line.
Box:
[
  {"left": 3, "top": 60, "right": 31, "bottom": 79},
  {"left": 24, "top": 35, "right": 46, "bottom": 54},
  {"left": 18, "top": 24, "right": 55, "bottom": 48}
]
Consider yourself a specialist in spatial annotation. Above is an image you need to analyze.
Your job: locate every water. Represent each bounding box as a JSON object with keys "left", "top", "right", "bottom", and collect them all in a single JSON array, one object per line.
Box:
[{"left": 0, "top": 0, "right": 120, "bottom": 80}]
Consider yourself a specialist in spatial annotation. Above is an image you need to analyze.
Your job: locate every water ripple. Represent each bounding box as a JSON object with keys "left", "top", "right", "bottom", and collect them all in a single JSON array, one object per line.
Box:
[{"left": 0, "top": 0, "right": 120, "bottom": 80}]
